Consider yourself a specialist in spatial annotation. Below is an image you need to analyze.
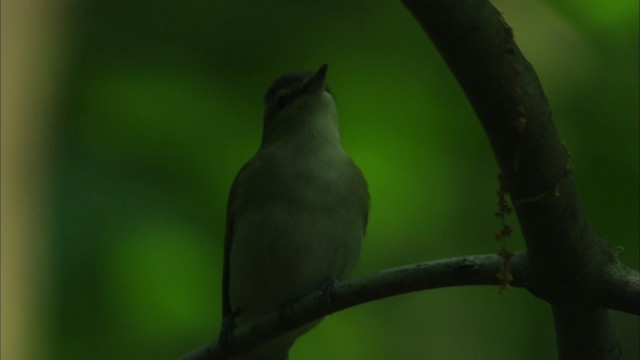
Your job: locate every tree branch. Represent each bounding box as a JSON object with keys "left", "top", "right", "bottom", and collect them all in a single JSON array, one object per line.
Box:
[
  {"left": 182, "top": 248, "right": 637, "bottom": 360},
  {"left": 599, "top": 261, "right": 640, "bottom": 315},
  {"left": 182, "top": 253, "right": 528, "bottom": 360},
  {"left": 401, "top": 0, "right": 636, "bottom": 358}
]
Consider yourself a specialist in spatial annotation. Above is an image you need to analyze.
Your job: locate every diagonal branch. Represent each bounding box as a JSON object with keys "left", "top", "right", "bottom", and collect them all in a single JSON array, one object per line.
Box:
[
  {"left": 599, "top": 261, "right": 640, "bottom": 315},
  {"left": 401, "top": 0, "right": 637, "bottom": 359},
  {"left": 182, "top": 253, "right": 528, "bottom": 360}
]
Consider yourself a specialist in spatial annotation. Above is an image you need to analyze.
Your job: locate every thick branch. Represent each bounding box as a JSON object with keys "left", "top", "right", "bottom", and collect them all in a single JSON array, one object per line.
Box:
[
  {"left": 599, "top": 261, "right": 640, "bottom": 314},
  {"left": 182, "top": 253, "right": 527, "bottom": 360},
  {"left": 401, "top": 0, "right": 634, "bottom": 358},
  {"left": 553, "top": 306, "right": 623, "bottom": 359}
]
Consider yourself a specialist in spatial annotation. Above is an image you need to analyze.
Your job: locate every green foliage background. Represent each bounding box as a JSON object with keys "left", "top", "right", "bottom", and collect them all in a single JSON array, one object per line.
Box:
[{"left": 48, "top": 0, "right": 637, "bottom": 358}]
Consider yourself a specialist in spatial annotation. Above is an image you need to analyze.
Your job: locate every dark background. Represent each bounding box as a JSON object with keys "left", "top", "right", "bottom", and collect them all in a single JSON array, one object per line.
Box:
[{"left": 6, "top": 0, "right": 638, "bottom": 359}]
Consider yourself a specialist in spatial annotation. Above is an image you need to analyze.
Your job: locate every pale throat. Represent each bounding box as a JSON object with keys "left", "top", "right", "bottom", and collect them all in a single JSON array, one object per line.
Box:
[
  {"left": 291, "top": 94, "right": 341, "bottom": 145},
  {"left": 265, "top": 93, "right": 343, "bottom": 150}
]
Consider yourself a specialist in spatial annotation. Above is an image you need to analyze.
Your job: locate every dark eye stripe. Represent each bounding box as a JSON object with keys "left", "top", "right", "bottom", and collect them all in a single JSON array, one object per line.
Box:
[
  {"left": 264, "top": 72, "right": 312, "bottom": 105},
  {"left": 263, "top": 70, "right": 332, "bottom": 119},
  {"left": 266, "top": 91, "right": 296, "bottom": 119}
]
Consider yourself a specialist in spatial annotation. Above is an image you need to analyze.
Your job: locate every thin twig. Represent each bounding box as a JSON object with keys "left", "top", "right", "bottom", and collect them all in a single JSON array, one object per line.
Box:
[{"left": 182, "top": 253, "right": 528, "bottom": 360}]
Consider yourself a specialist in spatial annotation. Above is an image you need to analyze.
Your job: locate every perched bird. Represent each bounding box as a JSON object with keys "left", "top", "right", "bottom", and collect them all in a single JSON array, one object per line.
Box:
[{"left": 222, "top": 64, "right": 370, "bottom": 359}]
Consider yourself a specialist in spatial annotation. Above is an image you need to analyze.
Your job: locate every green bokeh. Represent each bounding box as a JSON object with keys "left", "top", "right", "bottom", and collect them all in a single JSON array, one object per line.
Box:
[{"left": 48, "top": 0, "right": 638, "bottom": 359}]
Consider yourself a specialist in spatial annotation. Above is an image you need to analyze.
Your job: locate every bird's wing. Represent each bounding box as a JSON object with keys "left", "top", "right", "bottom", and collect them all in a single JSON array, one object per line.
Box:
[
  {"left": 355, "top": 162, "right": 371, "bottom": 236},
  {"left": 222, "top": 206, "right": 234, "bottom": 319},
  {"left": 222, "top": 159, "right": 254, "bottom": 320}
]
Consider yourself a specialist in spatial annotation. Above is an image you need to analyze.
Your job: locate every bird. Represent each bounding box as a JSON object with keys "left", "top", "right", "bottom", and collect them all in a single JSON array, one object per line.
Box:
[{"left": 221, "top": 64, "right": 370, "bottom": 359}]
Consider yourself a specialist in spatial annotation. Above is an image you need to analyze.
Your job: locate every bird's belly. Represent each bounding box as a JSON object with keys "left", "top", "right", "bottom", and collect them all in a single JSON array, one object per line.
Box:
[{"left": 228, "top": 204, "right": 363, "bottom": 323}]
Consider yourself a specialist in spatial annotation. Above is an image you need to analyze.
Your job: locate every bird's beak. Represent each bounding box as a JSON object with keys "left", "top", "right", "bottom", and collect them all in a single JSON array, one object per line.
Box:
[{"left": 303, "top": 64, "right": 329, "bottom": 94}]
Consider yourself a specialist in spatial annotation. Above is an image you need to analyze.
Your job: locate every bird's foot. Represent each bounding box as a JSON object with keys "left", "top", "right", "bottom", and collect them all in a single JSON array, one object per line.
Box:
[{"left": 320, "top": 278, "right": 338, "bottom": 312}]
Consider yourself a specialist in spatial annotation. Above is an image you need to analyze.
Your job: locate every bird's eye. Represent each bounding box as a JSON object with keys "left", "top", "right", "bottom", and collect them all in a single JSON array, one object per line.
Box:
[{"left": 276, "top": 95, "right": 287, "bottom": 108}]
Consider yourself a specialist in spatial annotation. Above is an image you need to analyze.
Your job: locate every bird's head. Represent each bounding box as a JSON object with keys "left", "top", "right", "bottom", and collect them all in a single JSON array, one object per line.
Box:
[{"left": 261, "top": 64, "right": 339, "bottom": 147}]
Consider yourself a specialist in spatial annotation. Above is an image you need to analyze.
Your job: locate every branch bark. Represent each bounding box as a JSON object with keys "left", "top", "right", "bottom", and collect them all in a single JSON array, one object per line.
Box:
[
  {"left": 401, "top": 0, "right": 637, "bottom": 358},
  {"left": 182, "top": 253, "right": 528, "bottom": 360}
]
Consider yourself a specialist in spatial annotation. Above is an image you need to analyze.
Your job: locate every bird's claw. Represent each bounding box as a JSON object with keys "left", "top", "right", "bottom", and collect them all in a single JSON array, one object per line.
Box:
[{"left": 320, "top": 278, "right": 338, "bottom": 311}]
